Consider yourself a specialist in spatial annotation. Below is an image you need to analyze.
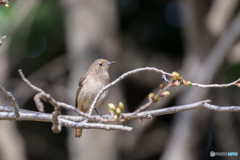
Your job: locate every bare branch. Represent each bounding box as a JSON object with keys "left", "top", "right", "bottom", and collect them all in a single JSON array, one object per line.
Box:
[
  {"left": 0, "top": 109, "right": 132, "bottom": 131},
  {"left": 129, "top": 81, "right": 174, "bottom": 118},
  {"left": 59, "top": 118, "right": 131, "bottom": 131},
  {"left": 19, "top": 69, "right": 64, "bottom": 132},
  {"left": 18, "top": 69, "right": 44, "bottom": 93},
  {"left": 202, "top": 103, "right": 240, "bottom": 112},
  {"left": 0, "top": 86, "right": 19, "bottom": 118},
  {"left": 131, "top": 99, "right": 153, "bottom": 116},
  {"left": 33, "top": 92, "right": 45, "bottom": 112},
  {"left": 1, "top": 99, "right": 240, "bottom": 126},
  {"left": 192, "top": 78, "right": 240, "bottom": 88},
  {"left": 52, "top": 106, "right": 62, "bottom": 133},
  {"left": 123, "top": 100, "right": 211, "bottom": 120},
  {"left": 88, "top": 67, "right": 173, "bottom": 116}
]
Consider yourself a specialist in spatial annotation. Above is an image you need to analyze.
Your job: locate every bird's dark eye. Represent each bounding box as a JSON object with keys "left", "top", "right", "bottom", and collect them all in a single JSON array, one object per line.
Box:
[{"left": 99, "top": 63, "right": 103, "bottom": 66}]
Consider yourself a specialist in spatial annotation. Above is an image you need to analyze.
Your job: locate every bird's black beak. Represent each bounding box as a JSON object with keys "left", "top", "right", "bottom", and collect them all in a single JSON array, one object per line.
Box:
[{"left": 108, "top": 61, "right": 115, "bottom": 65}]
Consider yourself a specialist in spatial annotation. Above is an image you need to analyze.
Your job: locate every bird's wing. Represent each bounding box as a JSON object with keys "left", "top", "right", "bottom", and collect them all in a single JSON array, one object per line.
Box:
[{"left": 75, "top": 73, "right": 88, "bottom": 108}]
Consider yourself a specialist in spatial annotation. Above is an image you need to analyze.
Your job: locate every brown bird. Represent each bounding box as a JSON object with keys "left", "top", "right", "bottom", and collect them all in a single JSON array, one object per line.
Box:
[{"left": 75, "top": 59, "right": 115, "bottom": 138}]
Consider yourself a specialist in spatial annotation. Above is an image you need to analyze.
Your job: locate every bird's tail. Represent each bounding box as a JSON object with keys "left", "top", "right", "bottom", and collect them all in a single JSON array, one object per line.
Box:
[
  {"left": 75, "top": 128, "right": 82, "bottom": 138},
  {"left": 75, "top": 107, "right": 88, "bottom": 138}
]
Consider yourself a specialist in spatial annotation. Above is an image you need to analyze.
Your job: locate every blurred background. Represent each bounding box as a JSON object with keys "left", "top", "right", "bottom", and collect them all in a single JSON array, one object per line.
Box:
[{"left": 0, "top": 0, "right": 240, "bottom": 160}]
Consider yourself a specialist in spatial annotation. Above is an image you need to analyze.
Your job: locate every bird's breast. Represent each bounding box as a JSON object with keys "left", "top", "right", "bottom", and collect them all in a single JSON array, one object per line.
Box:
[{"left": 78, "top": 76, "right": 109, "bottom": 110}]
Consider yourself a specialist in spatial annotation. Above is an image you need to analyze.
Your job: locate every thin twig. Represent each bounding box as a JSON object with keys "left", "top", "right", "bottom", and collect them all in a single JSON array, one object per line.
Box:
[
  {"left": 191, "top": 78, "right": 240, "bottom": 88},
  {"left": 202, "top": 103, "right": 240, "bottom": 112},
  {"left": 34, "top": 92, "right": 45, "bottom": 112},
  {"left": 18, "top": 69, "right": 44, "bottom": 93},
  {"left": 0, "top": 86, "right": 19, "bottom": 118},
  {"left": 88, "top": 67, "right": 173, "bottom": 116},
  {"left": 19, "top": 69, "right": 62, "bottom": 132},
  {"left": 130, "top": 99, "right": 153, "bottom": 116},
  {"left": 128, "top": 81, "right": 174, "bottom": 118}
]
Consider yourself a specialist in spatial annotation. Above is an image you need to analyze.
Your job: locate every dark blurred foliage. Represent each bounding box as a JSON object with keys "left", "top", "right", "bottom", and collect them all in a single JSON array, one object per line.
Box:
[
  {"left": 118, "top": 0, "right": 183, "bottom": 56},
  {"left": 8, "top": 0, "right": 65, "bottom": 77},
  {"left": 118, "top": 0, "right": 184, "bottom": 113}
]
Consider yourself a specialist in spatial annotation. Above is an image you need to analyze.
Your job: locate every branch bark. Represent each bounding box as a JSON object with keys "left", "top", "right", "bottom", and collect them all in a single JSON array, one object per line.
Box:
[{"left": 1, "top": 99, "right": 240, "bottom": 127}]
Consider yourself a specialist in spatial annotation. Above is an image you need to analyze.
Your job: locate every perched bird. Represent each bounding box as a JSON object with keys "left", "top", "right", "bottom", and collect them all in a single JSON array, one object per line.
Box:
[{"left": 75, "top": 59, "right": 115, "bottom": 138}]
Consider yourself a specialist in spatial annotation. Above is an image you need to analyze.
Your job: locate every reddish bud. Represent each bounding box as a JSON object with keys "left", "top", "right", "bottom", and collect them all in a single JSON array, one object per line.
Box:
[
  {"left": 236, "top": 83, "right": 240, "bottom": 87},
  {"left": 160, "top": 91, "right": 170, "bottom": 97},
  {"left": 172, "top": 72, "right": 179, "bottom": 80},
  {"left": 183, "top": 81, "right": 192, "bottom": 86},
  {"left": 173, "top": 81, "right": 180, "bottom": 86},
  {"left": 160, "top": 84, "right": 163, "bottom": 89},
  {"left": 148, "top": 93, "right": 155, "bottom": 100}
]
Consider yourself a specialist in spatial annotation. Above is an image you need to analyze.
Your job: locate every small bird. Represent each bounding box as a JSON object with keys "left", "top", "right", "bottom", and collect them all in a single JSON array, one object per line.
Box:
[{"left": 75, "top": 59, "right": 115, "bottom": 138}]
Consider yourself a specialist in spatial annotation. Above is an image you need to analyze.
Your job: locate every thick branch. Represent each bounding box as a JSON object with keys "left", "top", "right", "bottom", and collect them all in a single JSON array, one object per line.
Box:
[
  {"left": 1, "top": 100, "right": 240, "bottom": 124},
  {"left": 0, "top": 107, "right": 132, "bottom": 131}
]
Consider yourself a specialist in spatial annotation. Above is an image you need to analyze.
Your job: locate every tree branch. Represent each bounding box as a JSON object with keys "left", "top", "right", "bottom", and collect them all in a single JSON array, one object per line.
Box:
[
  {"left": 0, "top": 109, "right": 133, "bottom": 131},
  {"left": 87, "top": 67, "right": 173, "bottom": 116},
  {"left": 0, "top": 86, "right": 19, "bottom": 118},
  {"left": 192, "top": 78, "right": 240, "bottom": 88},
  {"left": 1, "top": 99, "right": 240, "bottom": 124}
]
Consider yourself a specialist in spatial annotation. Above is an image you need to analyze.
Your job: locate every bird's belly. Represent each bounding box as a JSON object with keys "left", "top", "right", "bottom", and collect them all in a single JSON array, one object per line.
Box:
[{"left": 77, "top": 81, "right": 109, "bottom": 111}]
